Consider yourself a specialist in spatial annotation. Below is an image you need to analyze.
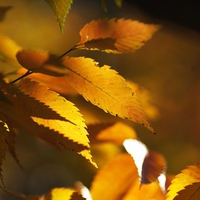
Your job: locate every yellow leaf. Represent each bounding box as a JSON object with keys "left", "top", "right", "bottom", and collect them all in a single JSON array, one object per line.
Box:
[
  {"left": 44, "top": 0, "right": 73, "bottom": 33},
  {"left": 42, "top": 188, "right": 85, "bottom": 200},
  {"left": 77, "top": 18, "right": 160, "bottom": 53},
  {"left": 62, "top": 56, "right": 155, "bottom": 133},
  {"left": 166, "top": 163, "right": 200, "bottom": 200},
  {"left": 18, "top": 79, "right": 96, "bottom": 167},
  {"left": 90, "top": 153, "right": 138, "bottom": 200}
]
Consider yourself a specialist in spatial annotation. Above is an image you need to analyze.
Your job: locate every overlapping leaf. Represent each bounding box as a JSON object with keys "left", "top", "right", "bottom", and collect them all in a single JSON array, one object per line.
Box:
[
  {"left": 62, "top": 56, "right": 155, "bottom": 133},
  {"left": 16, "top": 50, "right": 154, "bottom": 133},
  {"left": 167, "top": 163, "right": 200, "bottom": 200},
  {"left": 44, "top": 0, "right": 73, "bottom": 33},
  {"left": 18, "top": 79, "right": 96, "bottom": 167},
  {"left": 76, "top": 18, "right": 160, "bottom": 53}
]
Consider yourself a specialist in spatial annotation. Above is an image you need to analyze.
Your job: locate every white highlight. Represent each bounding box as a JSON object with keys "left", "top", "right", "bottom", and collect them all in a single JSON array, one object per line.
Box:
[
  {"left": 123, "top": 139, "right": 148, "bottom": 178},
  {"left": 75, "top": 181, "right": 92, "bottom": 200},
  {"left": 158, "top": 173, "right": 167, "bottom": 192}
]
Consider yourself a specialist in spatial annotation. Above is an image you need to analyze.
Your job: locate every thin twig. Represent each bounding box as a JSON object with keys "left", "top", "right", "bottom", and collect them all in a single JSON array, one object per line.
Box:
[{"left": 9, "top": 70, "right": 33, "bottom": 84}]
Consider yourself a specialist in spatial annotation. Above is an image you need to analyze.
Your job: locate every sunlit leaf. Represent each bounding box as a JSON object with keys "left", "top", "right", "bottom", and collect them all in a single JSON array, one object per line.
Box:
[
  {"left": 18, "top": 79, "right": 96, "bottom": 167},
  {"left": 90, "top": 153, "right": 138, "bottom": 200},
  {"left": 0, "top": 34, "right": 21, "bottom": 61},
  {"left": 77, "top": 18, "right": 160, "bottom": 53},
  {"left": 62, "top": 56, "right": 155, "bottom": 133},
  {"left": 174, "top": 182, "right": 200, "bottom": 200},
  {"left": 167, "top": 163, "right": 200, "bottom": 200},
  {"left": 44, "top": 0, "right": 73, "bottom": 33},
  {"left": 88, "top": 122, "right": 137, "bottom": 144}
]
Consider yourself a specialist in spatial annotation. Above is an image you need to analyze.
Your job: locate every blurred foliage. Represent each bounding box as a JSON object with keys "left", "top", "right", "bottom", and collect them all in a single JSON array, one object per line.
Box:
[{"left": 0, "top": 0, "right": 200, "bottom": 199}]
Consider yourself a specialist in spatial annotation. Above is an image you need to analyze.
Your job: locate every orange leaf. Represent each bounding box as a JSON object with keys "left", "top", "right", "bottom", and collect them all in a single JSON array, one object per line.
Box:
[
  {"left": 174, "top": 182, "right": 200, "bottom": 200},
  {"left": 90, "top": 153, "right": 138, "bottom": 200},
  {"left": 17, "top": 68, "right": 78, "bottom": 95},
  {"left": 18, "top": 79, "right": 96, "bottom": 167},
  {"left": 62, "top": 56, "right": 155, "bottom": 133},
  {"left": 16, "top": 49, "right": 67, "bottom": 76},
  {"left": 122, "top": 179, "right": 166, "bottom": 200},
  {"left": 77, "top": 18, "right": 160, "bottom": 53},
  {"left": 167, "top": 163, "right": 200, "bottom": 200},
  {"left": 88, "top": 122, "right": 137, "bottom": 144}
]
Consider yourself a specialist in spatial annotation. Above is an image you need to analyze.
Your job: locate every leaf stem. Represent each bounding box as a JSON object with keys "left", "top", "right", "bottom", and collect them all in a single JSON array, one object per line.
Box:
[
  {"left": 59, "top": 45, "right": 77, "bottom": 59},
  {"left": 9, "top": 70, "right": 33, "bottom": 84}
]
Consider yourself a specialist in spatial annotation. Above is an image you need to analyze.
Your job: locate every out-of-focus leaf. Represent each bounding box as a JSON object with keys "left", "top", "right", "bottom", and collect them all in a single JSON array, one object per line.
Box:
[
  {"left": 114, "top": 0, "right": 123, "bottom": 7},
  {"left": 173, "top": 182, "right": 200, "bottom": 200},
  {"left": 90, "top": 153, "right": 138, "bottom": 200},
  {"left": 128, "top": 81, "right": 159, "bottom": 120},
  {"left": 0, "top": 6, "right": 12, "bottom": 22},
  {"left": 0, "top": 34, "right": 21, "bottom": 61},
  {"left": 18, "top": 79, "right": 96, "bottom": 167},
  {"left": 101, "top": 0, "right": 107, "bottom": 12},
  {"left": 62, "top": 56, "right": 155, "bottom": 133},
  {"left": 122, "top": 179, "right": 166, "bottom": 200},
  {"left": 141, "top": 151, "right": 166, "bottom": 184},
  {"left": 42, "top": 188, "right": 85, "bottom": 200},
  {"left": 77, "top": 18, "right": 160, "bottom": 54},
  {"left": 88, "top": 122, "right": 137, "bottom": 144},
  {"left": 44, "top": 0, "right": 73, "bottom": 33},
  {"left": 167, "top": 163, "right": 200, "bottom": 200},
  {"left": 17, "top": 68, "right": 78, "bottom": 95},
  {"left": 16, "top": 50, "right": 67, "bottom": 76}
]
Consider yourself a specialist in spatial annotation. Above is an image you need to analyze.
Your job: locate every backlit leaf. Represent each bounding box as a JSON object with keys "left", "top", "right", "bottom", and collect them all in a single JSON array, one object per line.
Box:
[
  {"left": 167, "top": 163, "right": 200, "bottom": 200},
  {"left": 174, "top": 182, "right": 200, "bottom": 200},
  {"left": 90, "top": 153, "right": 138, "bottom": 200},
  {"left": 18, "top": 79, "right": 96, "bottom": 167},
  {"left": 44, "top": 0, "right": 73, "bottom": 33},
  {"left": 77, "top": 18, "right": 160, "bottom": 53},
  {"left": 62, "top": 56, "right": 155, "bottom": 133}
]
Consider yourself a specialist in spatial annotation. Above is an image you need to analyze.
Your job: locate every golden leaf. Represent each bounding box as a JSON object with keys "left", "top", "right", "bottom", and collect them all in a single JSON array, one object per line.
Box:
[
  {"left": 167, "top": 163, "right": 200, "bottom": 200},
  {"left": 77, "top": 18, "right": 160, "bottom": 53},
  {"left": 18, "top": 79, "right": 96, "bottom": 167},
  {"left": 62, "top": 56, "right": 155, "bottom": 133}
]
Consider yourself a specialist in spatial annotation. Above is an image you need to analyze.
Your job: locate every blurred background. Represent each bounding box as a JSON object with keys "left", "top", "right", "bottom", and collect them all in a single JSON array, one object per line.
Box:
[{"left": 1, "top": 0, "right": 200, "bottom": 199}]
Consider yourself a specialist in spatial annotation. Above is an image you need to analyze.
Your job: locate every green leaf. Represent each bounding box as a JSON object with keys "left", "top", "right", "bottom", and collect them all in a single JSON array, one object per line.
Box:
[{"left": 44, "top": 0, "right": 73, "bottom": 33}]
